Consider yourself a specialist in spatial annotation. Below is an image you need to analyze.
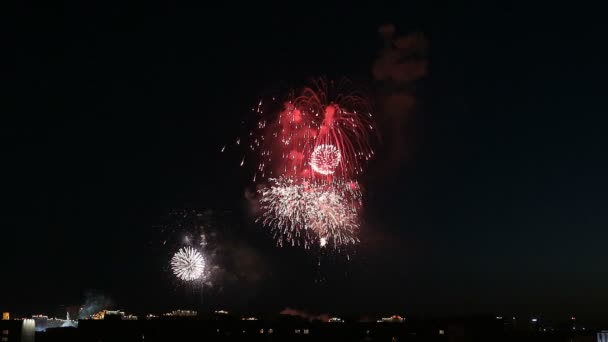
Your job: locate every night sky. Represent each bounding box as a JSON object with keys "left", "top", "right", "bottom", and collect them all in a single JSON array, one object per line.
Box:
[{"left": 5, "top": 3, "right": 608, "bottom": 321}]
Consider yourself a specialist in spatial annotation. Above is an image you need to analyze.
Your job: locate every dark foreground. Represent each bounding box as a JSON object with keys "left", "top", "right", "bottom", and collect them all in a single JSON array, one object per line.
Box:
[{"left": 2, "top": 315, "right": 601, "bottom": 342}]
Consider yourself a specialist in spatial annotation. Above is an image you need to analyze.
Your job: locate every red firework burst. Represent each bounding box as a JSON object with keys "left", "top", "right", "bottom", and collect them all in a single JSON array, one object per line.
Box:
[{"left": 229, "top": 78, "right": 376, "bottom": 249}]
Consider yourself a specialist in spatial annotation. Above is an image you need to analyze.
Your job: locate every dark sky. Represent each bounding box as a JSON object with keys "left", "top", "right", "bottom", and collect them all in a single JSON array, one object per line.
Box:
[{"left": 5, "top": 3, "right": 608, "bottom": 322}]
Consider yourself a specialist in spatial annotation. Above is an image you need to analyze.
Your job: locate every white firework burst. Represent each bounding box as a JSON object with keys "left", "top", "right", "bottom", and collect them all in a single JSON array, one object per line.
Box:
[
  {"left": 310, "top": 144, "right": 341, "bottom": 175},
  {"left": 307, "top": 186, "right": 359, "bottom": 247},
  {"left": 171, "top": 247, "right": 205, "bottom": 281},
  {"left": 257, "top": 177, "right": 360, "bottom": 248}
]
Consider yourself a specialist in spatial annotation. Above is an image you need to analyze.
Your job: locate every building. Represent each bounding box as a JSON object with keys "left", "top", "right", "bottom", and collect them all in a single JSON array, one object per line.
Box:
[
  {"left": 33, "top": 314, "right": 598, "bottom": 342},
  {"left": 90, "top": 310, "right": 106, "bottom": 320},
  {"left": 0, "top": 319, "right": 34, "bottom": 342},
  {"left": 0, "top": 319, "right": 21, "bottom": 342},
  {"left": 32, "top": 315, "right": 57, "bottom": 331},
  {"left": 104, "top": 310, "right": 126, "bottom": 321},
  {"left": 164, "top": 310, "right": 197, "bottom": 317},
  {"left": 378, "top": 315, "right": 405, "bottom": 323}
]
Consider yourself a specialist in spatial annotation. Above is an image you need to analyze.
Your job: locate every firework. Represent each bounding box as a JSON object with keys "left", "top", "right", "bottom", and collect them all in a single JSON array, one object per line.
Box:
[
  {"left": 234, "top": 78, "right": 375, "bottom": 182},
  {"left": 257, "top": 177, "right": 360, "bottom": 248},
  {"left": 319, "top": 237, "right": 327, "bottom": 247},
  {"left": 306, "top": 183, "right": 359, "bottom": 247},
  {"left": 231, "top": 78, "right": 375, "bottom": 250},
  {"left": 310, "top": 144, "right": 341, "bottom": 175},
  {"left": 171, "top": 247, "right": 205, "bottom": 281},
  {"left": 292, "top": 79, "right": 375, "bottom": 178},
  {"left": 159, "top": 208, "right": 222, "bottom": 249},
  {"left": 257, "top": 177, "right": 315, "bottom": 247}
]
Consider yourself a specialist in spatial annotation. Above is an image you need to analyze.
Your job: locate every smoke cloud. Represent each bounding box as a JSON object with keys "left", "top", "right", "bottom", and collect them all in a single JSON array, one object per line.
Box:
[
  {"left": 372, "top": 24, "right": 428, "bottom": 168},
  {"left": 280, "top": 307, "right": 330, "bottom": 322},
  {"left": 244, "top": 186, "right": 262, "bottom": 217},
  {"left": 78, "top": 291, "right": 114, "bottom": 319}
]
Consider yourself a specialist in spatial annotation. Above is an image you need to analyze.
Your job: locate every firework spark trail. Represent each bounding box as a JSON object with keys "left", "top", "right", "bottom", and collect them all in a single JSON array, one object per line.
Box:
[
  {"left": 237, "top": 78, "right": 375, "bottom": 183},
  {"left": 307, "top": 185, "right": 359, "bottom": 247},
  {"left": 293, "top": 79, "right": 375, "bottom": 178},
  {"left": 257, "top": 177, "right": 361, "bottom": 249},
  {"left": 257, "top": 177, "right": 316, "bottom": 248},
  {"left": 171, "top": 247, "right": 205, "bottom": 281}
]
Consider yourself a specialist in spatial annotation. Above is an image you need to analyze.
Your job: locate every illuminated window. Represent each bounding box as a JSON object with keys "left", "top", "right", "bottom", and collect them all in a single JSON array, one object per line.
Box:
[
  {"left": 268, "top": 329, "right": 273, "bottom": 334},
  {"left": 1, "top": 330, "right": 7, "bottom": 335},
  {"left": 295, "top": 329, "right": 301, "bottom": 334},
  {"left": 303, "top": 329, "right": 309, "bottom": 335},
  {"left": 439, "top": 329, "right": 445, "bottom": 335},
  {"left": 1, "top": 337, "right": 7, "bottom": 342},
  {"left": 259, "top": 329, "right": 264, "bottom": 334}
]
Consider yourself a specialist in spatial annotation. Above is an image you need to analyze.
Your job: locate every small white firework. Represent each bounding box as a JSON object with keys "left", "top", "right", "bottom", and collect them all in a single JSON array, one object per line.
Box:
[{"left": 171, "top": 247, "right": 205, "bottom": 281}]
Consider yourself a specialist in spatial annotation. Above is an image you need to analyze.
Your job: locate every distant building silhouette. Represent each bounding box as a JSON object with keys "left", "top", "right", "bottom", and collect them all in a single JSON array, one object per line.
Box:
[
  {"left": 0, "top": 319, "right": 34, "bottom": 342},
  {"left": 28, "top": 313, "right": 598, "bottom": 342}
]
